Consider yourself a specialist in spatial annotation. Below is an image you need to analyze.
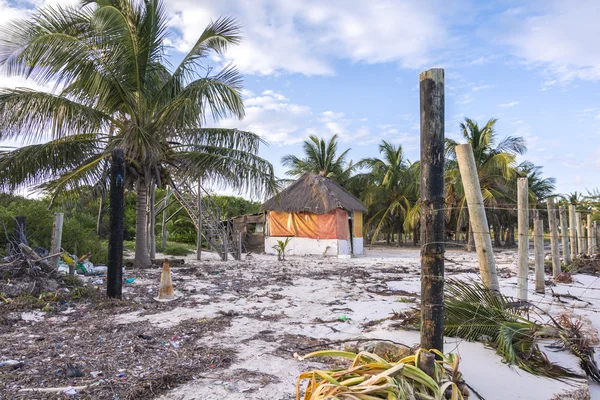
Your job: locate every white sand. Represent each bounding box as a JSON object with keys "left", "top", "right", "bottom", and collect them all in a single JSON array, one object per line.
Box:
[{"left": 118, "top": 247, "right": 598, "bottom": 400}]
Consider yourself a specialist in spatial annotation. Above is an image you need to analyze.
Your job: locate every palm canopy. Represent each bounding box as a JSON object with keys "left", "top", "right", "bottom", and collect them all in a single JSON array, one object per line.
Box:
[
  {"left": 281, "top": 134, "right": 354, "bottom": 184},
  {"left": 354, "top": 141, "right": 420, "bottom": 245},
  {"left": 0, "top": 0, "right": 275, "bottom": 266},
  {"left": 446, "top": 117, "right": 526, "bottom": 207}
]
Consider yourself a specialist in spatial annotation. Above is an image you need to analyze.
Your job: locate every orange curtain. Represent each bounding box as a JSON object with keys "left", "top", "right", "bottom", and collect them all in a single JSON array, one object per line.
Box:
[{"left": 269, "top": 209, "right": 348, "bottom": 239}]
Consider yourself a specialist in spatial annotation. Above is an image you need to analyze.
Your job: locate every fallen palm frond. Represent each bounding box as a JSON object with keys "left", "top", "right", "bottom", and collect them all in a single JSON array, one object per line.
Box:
[
  {"left": 445, "top": 279, "right": 588, "bottom": 381},
  {"left": 295, "top": 348, "right": 469, "bottom": 400}
]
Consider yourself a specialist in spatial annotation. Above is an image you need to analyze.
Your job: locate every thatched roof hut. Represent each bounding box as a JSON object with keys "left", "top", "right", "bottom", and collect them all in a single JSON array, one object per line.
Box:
[{"left": 261, "top": 172, "right": 367, "bottom": 214}]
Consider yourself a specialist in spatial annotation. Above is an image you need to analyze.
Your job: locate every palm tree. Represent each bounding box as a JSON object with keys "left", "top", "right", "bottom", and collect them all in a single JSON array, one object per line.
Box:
[
  {"left": 281, "top": 134, "right": 354, "bottom": 184},
  {"left": 355, "top": 141, "right": 419, "bottom": 246},
  {"left": 446, "top": 118, "right": 526, "bottom": 249},
  {"left": 0, "top": 1, "right": 274, "bottom": 267}
]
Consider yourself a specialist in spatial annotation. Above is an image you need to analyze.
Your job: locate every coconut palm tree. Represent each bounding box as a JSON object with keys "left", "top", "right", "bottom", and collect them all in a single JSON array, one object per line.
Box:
[
  {"left": 281, "top": 134, "right": 354, "bottom": 184},
  {"left": 0, "top": 1, "right": 274, "bottom": 267},
  {"left": 446, "top": 117, "right": 526, "bottom": 249},
  {"left": 355, "top": 141, "right": 419, "bottom": 246}
]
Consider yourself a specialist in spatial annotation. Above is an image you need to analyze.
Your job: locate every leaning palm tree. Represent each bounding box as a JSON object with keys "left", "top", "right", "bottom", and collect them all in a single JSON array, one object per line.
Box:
[
  {"left": 281, "top": 134, "right": 354, "bottom": 184},
  {"left": 446, "top": 117, "right": 526, "bottom": 250},
  {"left": 0, "top": 1, "right": 274, "bottom": 267}
]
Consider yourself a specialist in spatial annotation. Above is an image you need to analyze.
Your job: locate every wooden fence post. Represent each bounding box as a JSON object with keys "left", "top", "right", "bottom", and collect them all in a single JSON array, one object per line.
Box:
[
  {"left": 419, "top": 68, "right": 445, "bottom": 353},
  {"left": 546, "top": 199, "right": 560, "bottom": 277},
  {"left": 13, "top": 216, "right": 27, "bottom": 248},
  {"left": 456, "top": 143, "right": 499, "bottom": 292},
  {"left": 50, "top": 213, "right": 64, "bottom": 269},
  {"left": 107, "top": 149, "right": 125, "bottom": 299},
  {"left": 576, "top": 212, "right": 585, "bottom": 255},
  {"left": 559, "top": 206, "right": 571, "bottom": 265},
  {"left": 161, "top": 186, "right": 169, "bottom": 251},
  {"left": 196, "top": 179, "right": 202, "bottom": 261},
  {"left": 534, "top": 218, "right": 545, "bottom": 293},
  {"left": 517, "top": 177, "right": 529, "bottom": 300},
  {"left": 588, "top": 214, "right": 593, "bottom": 256},
  {"left": 569, "top": 205, "right": 578, "bottom": 258}
]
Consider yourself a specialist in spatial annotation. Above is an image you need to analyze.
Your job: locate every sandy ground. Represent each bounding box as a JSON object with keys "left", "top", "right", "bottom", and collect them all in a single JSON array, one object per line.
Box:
[{"left": 2, "top": 245, "right": 600, "bottom": 399}]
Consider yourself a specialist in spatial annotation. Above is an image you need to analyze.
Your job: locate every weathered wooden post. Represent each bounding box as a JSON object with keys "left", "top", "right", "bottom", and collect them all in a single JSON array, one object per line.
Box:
[
  {"left": 569, "top": 205, "right": 578, "bottom": 258},
  {"left": 49, "top": 213, "right": 64, "bottom": 269},
  {"left": 534, "top": 218, "right": 545, "bottom": 293},
  {"left": 517, "top": 177, "right": 529, "bottom": 300},
  {"left": 456, "top": 143, "right": 499, "bottom": 292},
  {"left": 196, "top": 179, "right": 202, "bottom": 261},
  {"left": 107, "top": 148, "right": 125, "bottom": 299},
  {"left": 13, "top": 216, "right": 27, "bottom": 248},
  {"left": 546, "top": 199, "right": 560, "bottom": 277},
  {"left": 588, "top": 214, "right": 593, "bottom": 256},
  {"left": 577, "top": 212, "right": 585, "bottom": 255},
  {"left": 161, "top": 186, "right": 169, "bottom": 250},
  {"left": 419, "top": 68, "right": 445, "bottom": 352},
  {"left": 593, "top": 221, "right": 598, "bottom": 254},
  {"left": 559, "top": 206, "right": 571, "bottom": 265}
]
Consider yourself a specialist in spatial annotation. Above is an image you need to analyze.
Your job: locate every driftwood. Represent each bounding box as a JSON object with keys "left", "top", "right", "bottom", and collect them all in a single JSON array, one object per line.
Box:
[
  {"left": 0, "top": 243, "right": 58, "bottom": 278},
  {"left": 18, "top": 385, "right": 89, "bottom": 393}
]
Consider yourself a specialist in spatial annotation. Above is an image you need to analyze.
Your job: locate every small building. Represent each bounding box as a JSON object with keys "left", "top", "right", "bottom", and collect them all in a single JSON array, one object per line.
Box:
[
  {"left": 261, "top": 172, "right": 367, "bottom": 257},
  {"left": 229, "top": 213, "right": 266, "bottom": 254}
]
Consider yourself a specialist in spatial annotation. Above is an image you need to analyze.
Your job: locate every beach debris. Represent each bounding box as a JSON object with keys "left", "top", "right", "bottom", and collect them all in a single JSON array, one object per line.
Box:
[{"left": 66, "top": 363, "right": 83, "bottom": 378}]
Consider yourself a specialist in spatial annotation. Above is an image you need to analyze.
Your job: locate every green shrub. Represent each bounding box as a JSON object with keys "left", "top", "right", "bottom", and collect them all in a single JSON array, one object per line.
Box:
[{"left": 162, "top": 244, "right": 193, "bottom": 256}]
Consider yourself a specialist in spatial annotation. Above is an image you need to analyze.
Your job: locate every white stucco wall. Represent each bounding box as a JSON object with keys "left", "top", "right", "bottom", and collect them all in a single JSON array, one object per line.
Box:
[
  {"left": 352, "top": 237, "right": 364, "bottom": 255},
  {"left": 265, "top": 237, "right": 353, "bottom": 256}
]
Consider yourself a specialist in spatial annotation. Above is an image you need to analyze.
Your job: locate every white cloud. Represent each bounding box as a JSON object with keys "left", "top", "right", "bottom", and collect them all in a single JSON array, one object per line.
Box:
[
  {"left": 165, "top": 0, "right": 450, "bottom": 76},
  {"left": 212, "top": 89, "right": 391, "bottom": 147},
  {"left": 455, "top": 94, "right": 473, "bottom": 105},
  {"left": 499, "top": 101, "right": 519, "bottom": 108},
  {"left": 505, "top": 0, "right": 600, "bottom": 83},
  {"left": 471, "top": 84, "right": 493, "bottom": 91}
]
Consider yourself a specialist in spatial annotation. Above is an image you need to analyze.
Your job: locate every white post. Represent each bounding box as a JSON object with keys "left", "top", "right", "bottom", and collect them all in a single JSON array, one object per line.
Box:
[
  {"left": 50, "top": 213, "right": 64, "bottom": 269},
  {"left": 569, "top": 205, "right": 578, "bottom": 258},
  {"left": 161, "top": 187, "right": 169, "bottom": 251},
  {"left": 196, "top": 179, "right": 202, "bottom": 261},
  {"left": 517, "top": 177, "right": 529, "bottom": 300},
  {"left": 559, "top": 206, "right": 571, "bottom": 265},
  {"left": 456, "top": 143, "right": 500, "bottom": 292},
  {"left": 546, "top": 199, "right": 560, "bottom": 277},
  {"left": 534, "top": 219, "right": 545, "bottom": 293},
  {"left": 577, "top": 212, "right": 585, "bottom": 255},
  {"left": 588, "top": 214, "right": 593, "bottom": 256},
  {"left": 592, "top": 221, "right": 598, "bottom": 254}
]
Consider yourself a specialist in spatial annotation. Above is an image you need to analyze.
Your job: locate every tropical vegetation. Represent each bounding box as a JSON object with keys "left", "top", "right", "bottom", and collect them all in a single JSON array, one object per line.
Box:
[{"left": 0, "top": 0, "right": 274, "bottom": 267}]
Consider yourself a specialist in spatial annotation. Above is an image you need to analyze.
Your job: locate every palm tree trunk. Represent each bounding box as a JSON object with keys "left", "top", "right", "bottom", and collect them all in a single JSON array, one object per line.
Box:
[
  {"left": 466, "top": 223, "right": 475, "bottom": 252},
  {"left": 135, "top": 179, "right": 152, "bottom": 268},
  {"left": 506, "top": 225, "right": 515, "bottom": 247},
  {"left": 397, "top": 223, "right": 402, "bottom": 247},
  {"left": 149, "top": 180, "right": 156, "bottom": 260},
  {"left": 413, "top": 226, "right": 418, "bottom": 246},
  {"left": 493, "top": 225, "right": 502, "bottom": 247}
]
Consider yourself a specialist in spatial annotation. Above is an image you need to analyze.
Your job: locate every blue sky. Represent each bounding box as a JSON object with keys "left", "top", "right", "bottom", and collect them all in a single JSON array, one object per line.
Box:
[{"left": 2, "top": 0, "right": 600, "bottom": 197}]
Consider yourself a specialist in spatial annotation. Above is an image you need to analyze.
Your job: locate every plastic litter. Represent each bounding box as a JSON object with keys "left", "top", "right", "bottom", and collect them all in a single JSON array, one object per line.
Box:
[
  {"left": 337, "top": 315, "right": 349, "bottom": 322},
  {"left": 90, "top": 371, "right": 102, "bottom": 378},
  {"left": 125, "top": 277, "right": 135, "bottom": 284},
  {"left": 0, "top": 360, "right": 22, "bottom": 369},
  {"left": 63, "top": 387, "right": 78, "bottom": 395}
]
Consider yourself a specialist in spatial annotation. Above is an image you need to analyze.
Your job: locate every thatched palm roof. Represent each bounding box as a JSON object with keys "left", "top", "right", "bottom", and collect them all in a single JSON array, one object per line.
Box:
[{"left": 261, "top": 172, "right": 367, "bottom": 214}]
